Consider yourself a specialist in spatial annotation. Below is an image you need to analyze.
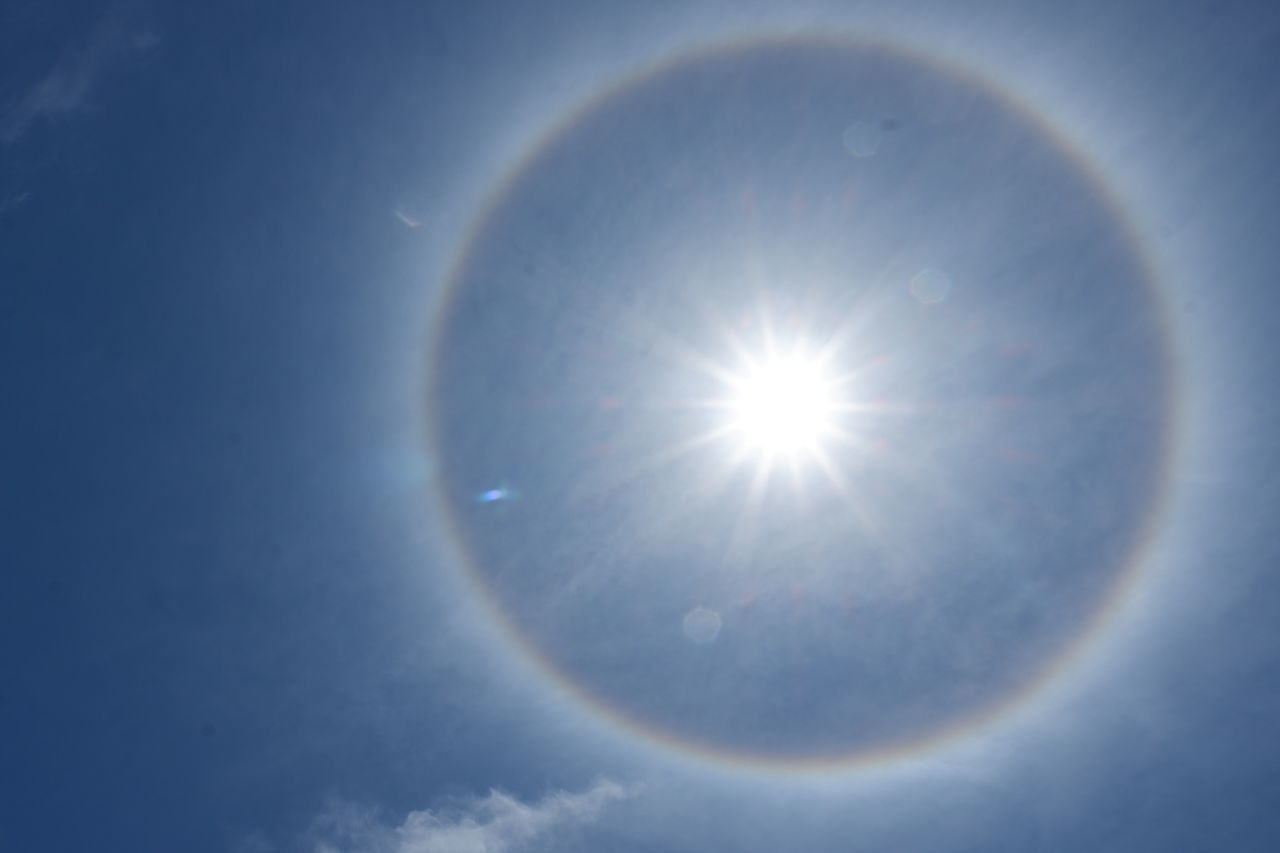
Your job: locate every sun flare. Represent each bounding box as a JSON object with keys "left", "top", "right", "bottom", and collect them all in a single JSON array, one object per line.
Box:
[{"left": 726, "top": 353, "right": 839, "bottom": 457}]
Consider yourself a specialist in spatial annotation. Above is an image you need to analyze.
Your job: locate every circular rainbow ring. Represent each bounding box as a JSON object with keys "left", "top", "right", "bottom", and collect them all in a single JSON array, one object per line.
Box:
[{"left": 424, "top": 32, "right": 1185, "bottom": 776}]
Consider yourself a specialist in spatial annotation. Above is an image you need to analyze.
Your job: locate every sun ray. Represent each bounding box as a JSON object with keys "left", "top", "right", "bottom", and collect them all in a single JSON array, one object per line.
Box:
[{"left": 720, "top": 455, "right": 776, "bottom": 571}]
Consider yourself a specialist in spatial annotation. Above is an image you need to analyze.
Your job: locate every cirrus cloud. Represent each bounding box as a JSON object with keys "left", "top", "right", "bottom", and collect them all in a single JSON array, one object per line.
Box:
[{"left": 1, "top": 10, "right": 157, "bottom": 145}]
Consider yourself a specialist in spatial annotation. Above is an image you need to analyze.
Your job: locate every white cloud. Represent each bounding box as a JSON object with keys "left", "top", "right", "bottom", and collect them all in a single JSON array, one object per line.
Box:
[
  {"left": 308, "top": 779, "right": 633, "bottom": 853},
  {"left": 394, "top": 209, "right": 424, "bottom": 229},
  {"left": 0, "top": 191, "right": 30, "bottom": 216},
  {"left": 1, "top": 14, "right": 156, "bottom": 145}
]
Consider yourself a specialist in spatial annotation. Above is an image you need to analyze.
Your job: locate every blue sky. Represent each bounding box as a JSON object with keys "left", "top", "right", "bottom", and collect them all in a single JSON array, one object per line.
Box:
[{"left": 3, "top": 1, "right": 1279, "bottom": 851}]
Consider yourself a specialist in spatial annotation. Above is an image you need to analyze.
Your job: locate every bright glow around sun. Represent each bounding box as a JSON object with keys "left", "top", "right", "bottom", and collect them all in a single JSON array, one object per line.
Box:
[
  {"left": 674, "top": 317, "right": 867, "bottom": 499},
  {"left": 727, "top": 354, "right": 838, "bottom": 456}
]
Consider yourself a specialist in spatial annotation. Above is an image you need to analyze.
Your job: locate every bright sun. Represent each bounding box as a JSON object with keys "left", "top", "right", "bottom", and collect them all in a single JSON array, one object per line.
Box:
[{"left": 726, "top": 354, "right": 839, "bottom": 456}]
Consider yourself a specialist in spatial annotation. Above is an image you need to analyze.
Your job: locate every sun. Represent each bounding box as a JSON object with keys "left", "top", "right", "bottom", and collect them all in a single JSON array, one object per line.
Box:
[
  {"left": 667, "top": 318, "right": 865, "bottom": 497},
  {"left": 727, "top": 354, "right": 839, "bottom": 456}
]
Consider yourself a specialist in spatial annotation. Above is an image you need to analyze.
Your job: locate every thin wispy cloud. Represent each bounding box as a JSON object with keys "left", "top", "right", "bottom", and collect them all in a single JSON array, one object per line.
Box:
[
  {"left": 1, "top": 14, "right": 156, "bottom": 145},
  {"left": 0, "top": 190, "right": 31, "bottom": 216},
  {"left": 307, "top": 779, "right": 633, "bottom": 853},
  {"left": 394, "top": 209, "right": 424, "bottom": 229}
]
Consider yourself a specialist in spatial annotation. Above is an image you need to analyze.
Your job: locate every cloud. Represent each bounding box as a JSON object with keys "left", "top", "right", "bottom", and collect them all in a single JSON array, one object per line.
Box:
[
  {"left": 394, "top": 209, "right": 424, "bottom": 229},
  {"left": 1, "top": 14, "right": 156, "bottom": 145},
  {"left": 0, "top": 191, "right": 30, "bottom": 216},
  {"left": 307, "top": 779, "right": 633, "bottom": 853}
]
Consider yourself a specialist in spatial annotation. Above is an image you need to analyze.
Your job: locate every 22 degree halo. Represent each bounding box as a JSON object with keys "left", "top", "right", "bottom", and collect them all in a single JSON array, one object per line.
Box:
[{"left": 430, "top": 38, "right": 1174, "bottom": 765}]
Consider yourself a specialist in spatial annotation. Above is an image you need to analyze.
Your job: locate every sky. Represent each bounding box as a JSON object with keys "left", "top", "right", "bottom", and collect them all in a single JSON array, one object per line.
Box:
[{"left": 2, "top": 1, "right": 1279, "bottom": 851}]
